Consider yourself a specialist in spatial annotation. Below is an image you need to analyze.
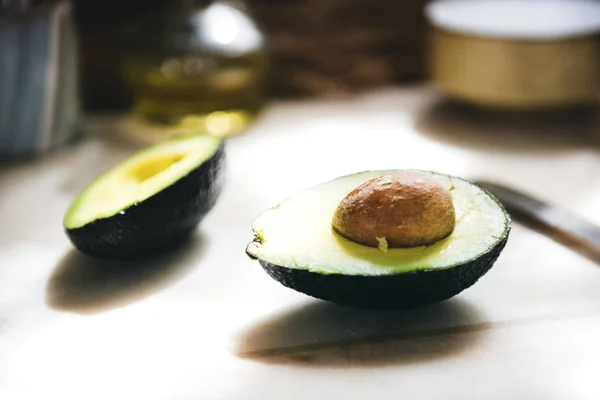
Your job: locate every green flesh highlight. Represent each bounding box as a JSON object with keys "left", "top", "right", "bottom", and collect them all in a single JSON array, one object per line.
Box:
[
  {"left": 248, "top": 170, "right": 509, "bottom": 276},
  {"left": 64, "top": 134, "right": 221, "bottom": 229}
]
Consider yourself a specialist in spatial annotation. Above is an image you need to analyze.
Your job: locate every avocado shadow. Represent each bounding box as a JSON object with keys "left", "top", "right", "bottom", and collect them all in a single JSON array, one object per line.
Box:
[
  {"left": 46, "top": 232, "right": 206, "bottom": 315},
  {"left": 415, "top": 98, "right": 600, "bottom": 154},
  {"left": 235, "top": 297, "right": 486, "bottom": 367}
]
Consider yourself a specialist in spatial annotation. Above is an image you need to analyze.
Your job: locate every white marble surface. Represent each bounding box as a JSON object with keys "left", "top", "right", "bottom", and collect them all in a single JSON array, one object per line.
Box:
[{"left": 0, "top": 86, "right": 599, "bottom": 399}]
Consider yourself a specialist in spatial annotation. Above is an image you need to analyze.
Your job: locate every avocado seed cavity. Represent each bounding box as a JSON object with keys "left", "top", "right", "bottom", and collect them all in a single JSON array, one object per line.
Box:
[{"left": 332, "top": 171, "right": 456, "bottom": 249}]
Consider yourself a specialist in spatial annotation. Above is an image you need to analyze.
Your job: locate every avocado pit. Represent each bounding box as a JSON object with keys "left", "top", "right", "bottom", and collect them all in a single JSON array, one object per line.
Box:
[{"left": 332, "top": 171, "right": 456, "bottom": 248}]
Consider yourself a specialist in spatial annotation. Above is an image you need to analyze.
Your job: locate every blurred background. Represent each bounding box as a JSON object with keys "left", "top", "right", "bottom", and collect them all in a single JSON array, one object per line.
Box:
[
  {"left": 1, "top": 0, "right": 599, "bottom": 156},
  {"left": 73, "top": 0, "right": 431, "bottom": 140},
  {"left": 74, "top": 0, "right": 428, "bottom": 108}
]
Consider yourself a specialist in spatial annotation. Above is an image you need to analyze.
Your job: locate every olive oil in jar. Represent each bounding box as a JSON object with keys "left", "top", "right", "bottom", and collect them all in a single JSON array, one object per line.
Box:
[{"left": 120, "top": 0, "right": 268, "bottom": 139}]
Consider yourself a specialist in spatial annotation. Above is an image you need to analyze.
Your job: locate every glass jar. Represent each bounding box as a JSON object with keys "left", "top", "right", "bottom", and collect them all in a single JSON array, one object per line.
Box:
[{"left": 120, "top": 0, "right": 269, "bottom": 140}]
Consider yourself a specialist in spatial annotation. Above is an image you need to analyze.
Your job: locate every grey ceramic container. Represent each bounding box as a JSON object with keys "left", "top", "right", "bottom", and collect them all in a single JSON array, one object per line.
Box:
[{"left": 0, "top": 0, "right": 81, "bottom": 159}]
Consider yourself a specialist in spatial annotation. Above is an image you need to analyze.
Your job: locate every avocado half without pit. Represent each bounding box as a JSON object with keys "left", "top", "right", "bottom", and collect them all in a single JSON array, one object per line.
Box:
[
  {"left": 246, "top": 170, "right": 511, "bottom": 309},
  {"left": 64, "top": 134, "right": 225, "bottom": 260}
]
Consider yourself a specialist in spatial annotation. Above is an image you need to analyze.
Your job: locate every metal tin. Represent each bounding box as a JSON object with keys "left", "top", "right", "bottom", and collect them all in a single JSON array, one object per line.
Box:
[{"left": 425, "top": 0, "right": 600, "bottom": 109}]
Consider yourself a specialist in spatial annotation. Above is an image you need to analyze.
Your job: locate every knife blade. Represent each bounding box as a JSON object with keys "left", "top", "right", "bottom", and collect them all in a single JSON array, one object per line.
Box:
[{"left": 475, "top": 180, "right": 600, "bottom": 263}]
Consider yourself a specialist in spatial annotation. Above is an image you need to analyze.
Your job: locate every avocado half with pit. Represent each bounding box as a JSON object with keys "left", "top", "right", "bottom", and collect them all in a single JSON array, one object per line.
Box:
[
  {"left": 246, "top": 170, "right": 510, "bottom": 309},
  {"left": 64, "top": 134, "right": 224, "bottom": 260}
]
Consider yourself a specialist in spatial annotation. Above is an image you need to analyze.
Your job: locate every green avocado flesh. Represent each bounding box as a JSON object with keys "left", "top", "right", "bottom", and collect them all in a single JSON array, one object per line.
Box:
[
  {"left": 247, "top": 170, "right": 510, "bottom": 276},
  {"left": 64, "top": 134, "right": 221, "bottom": 230}
]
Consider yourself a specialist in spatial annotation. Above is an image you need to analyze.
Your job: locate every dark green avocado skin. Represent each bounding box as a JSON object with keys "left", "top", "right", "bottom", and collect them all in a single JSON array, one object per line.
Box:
[
  {"left": 66, "top": 143, "right": 225, "bottom": 260},
  {"left": 258, "top": 230, "right": 509, "bottom": 309}
]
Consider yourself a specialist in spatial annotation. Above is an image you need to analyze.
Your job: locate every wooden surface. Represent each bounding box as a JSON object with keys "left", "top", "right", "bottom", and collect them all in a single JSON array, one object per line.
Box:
[{"left": 1, "top": 85, "right": 599, "bottom": 399}]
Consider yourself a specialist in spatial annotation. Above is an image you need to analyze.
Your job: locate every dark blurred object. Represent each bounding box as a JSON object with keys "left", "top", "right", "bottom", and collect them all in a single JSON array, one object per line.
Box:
[
  {"left": 119, "top": 0, "right": 268, "bottom": 138},
  {"left": 476, "top": 180, "right": 600, "bottom": 264},
  {"left": 249, "top": 0, "right": 429, "bottom": 98},
  {"left": 72, "top": 0, "right": 170, "bottom": 111},
  {"left": 0, "top": 0, "right": 81, "bottom": 159},
  {"left": 0, "top": 0, "right": 55, "bottom": 10}
]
